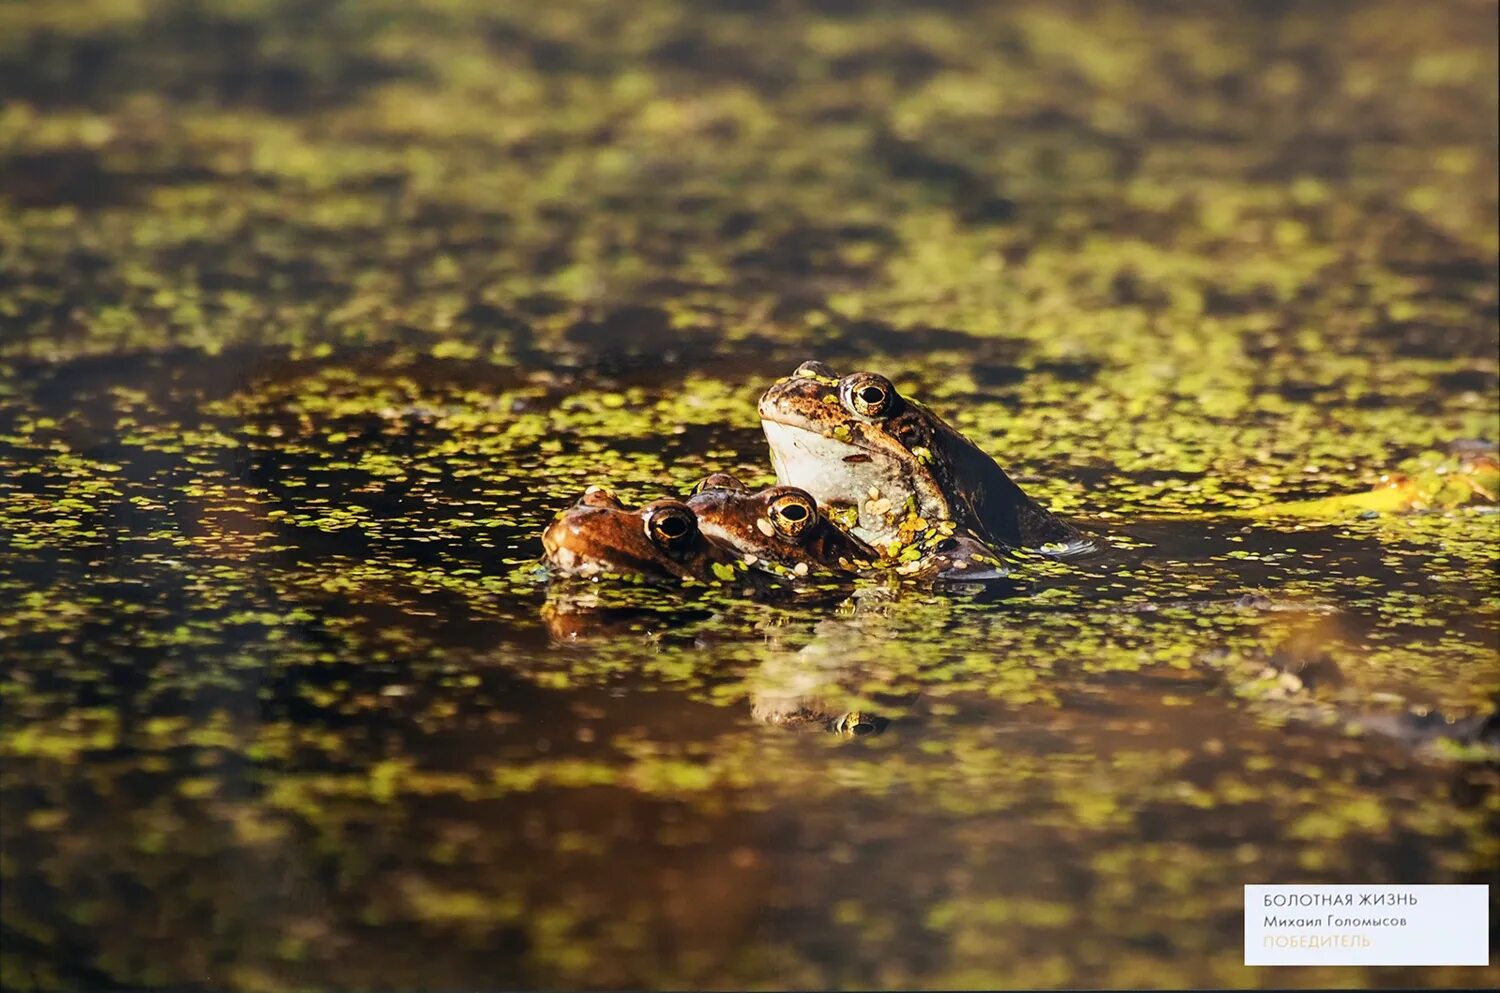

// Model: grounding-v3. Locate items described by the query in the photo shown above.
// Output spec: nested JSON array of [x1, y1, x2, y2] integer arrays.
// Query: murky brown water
[[2, 347, 1496, 990], [3, 0, 1498, 989]]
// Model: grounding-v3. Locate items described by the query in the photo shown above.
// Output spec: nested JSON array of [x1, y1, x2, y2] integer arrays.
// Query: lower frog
[[689, 472, 1009, 583], [757, 360, 1085, 556], [542, 486, 761, 587], [688, 473, 879, 580]]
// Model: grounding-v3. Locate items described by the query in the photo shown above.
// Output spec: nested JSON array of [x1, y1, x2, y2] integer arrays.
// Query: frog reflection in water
[[688, 472, 1009, 583], [758, 360, 1085, 554], [541, 486, 758, 586], [749, 605, 926, 738], [540, 585, 917, 739]]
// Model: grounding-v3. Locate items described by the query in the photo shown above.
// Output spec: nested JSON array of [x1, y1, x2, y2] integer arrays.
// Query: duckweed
[[2, 1, 1497, 991]]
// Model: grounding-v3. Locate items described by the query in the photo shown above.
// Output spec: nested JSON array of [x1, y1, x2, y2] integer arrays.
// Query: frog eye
[[643, 503, 699, 550], [832, 711, 885, 736], [841, 373, 896, 419], [934, 537, 959, 553], [767, 492, 817, 539]]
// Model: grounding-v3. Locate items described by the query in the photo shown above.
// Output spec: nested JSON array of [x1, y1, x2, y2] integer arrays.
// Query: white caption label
[[1245, 885, 1489, 966]]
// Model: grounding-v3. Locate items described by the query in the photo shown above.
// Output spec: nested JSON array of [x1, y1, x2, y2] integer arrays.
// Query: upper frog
[[542, 486, 758, 586], [757, 360, 1081, 552], [689, 472, 1010, 583]]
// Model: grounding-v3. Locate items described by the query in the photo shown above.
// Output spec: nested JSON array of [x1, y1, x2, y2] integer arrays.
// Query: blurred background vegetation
[[2, 0, 1495, 367]]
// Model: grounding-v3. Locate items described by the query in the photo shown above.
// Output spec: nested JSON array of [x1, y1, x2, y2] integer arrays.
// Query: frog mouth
[[761, 419, 884, 492], [759, 415, 891, 458]]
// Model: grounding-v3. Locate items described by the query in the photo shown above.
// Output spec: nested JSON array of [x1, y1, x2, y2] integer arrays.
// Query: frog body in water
[[689, 472, 1009, 583], [758, 360, 1082, 553], [542, 486, 759, 586]]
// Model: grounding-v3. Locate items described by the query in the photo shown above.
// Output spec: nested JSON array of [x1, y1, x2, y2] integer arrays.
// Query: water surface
[[2, 1, 1498, 989]]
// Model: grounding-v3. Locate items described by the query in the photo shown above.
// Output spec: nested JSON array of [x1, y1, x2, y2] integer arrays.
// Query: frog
[[541, 485, 760, 587], [757, 360, 1084, 555], [687, 472, 879, 579], [688, 472, 1010, 583]]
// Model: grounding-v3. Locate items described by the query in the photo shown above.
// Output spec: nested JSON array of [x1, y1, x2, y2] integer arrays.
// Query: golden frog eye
[[841, 373, 896, 419], [768, 492, 817, 539], [643, 503, 698, 550], [833, 711, 883, 736]]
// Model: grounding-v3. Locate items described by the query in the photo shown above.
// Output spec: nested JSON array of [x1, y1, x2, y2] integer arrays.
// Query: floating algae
[[1, 1, 1497, 990]]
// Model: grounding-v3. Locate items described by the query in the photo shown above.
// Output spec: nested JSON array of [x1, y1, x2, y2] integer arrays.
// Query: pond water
[[2, 1, 1498, 990], [3, 344, 1496, 989]]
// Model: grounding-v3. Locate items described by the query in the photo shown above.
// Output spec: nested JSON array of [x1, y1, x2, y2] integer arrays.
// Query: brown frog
[[689, 472, 1010, 583], [541, 486, 758, 586], [687, 473, 879, 579], [758, 360, 1083, 553]]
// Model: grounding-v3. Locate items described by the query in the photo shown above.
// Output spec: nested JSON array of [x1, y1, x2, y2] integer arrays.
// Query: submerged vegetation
[[1, 1, 1497, 990]]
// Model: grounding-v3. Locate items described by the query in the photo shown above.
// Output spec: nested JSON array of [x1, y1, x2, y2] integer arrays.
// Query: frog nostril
[[795, 360, 837, 379]]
